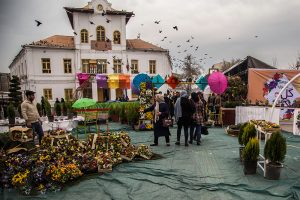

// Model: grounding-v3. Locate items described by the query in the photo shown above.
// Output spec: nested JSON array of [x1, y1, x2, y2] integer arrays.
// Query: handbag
[[163, 118, 173, 127]]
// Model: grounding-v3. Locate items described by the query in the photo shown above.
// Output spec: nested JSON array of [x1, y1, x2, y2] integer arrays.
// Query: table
[[235, 106, 280, 125]]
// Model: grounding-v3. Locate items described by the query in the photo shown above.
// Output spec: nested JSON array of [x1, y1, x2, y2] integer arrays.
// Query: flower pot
[[110, 114, 119, 122], [239, 146, 244, 163], [48, 115, 54, 122], [243, 160, 257, 175], [265, 163, 282, 180], [8, 117, 15, 125]]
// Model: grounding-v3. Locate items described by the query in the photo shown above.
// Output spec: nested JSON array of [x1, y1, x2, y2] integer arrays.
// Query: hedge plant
[[264, 132, 287, 165], [243, 138, 259, 161]]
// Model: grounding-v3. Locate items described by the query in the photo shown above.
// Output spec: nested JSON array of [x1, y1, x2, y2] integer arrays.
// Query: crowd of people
[[145, 90, 222, 147]]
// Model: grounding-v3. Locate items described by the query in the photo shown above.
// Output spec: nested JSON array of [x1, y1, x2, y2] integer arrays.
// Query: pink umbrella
[[208, 72, 228, 94]]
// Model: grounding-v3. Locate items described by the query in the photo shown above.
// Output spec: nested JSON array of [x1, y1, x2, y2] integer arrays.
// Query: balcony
[[91, 40, 112, 51]]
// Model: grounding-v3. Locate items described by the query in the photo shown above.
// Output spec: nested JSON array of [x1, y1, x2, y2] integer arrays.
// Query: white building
[[8, 0, 172, 104]]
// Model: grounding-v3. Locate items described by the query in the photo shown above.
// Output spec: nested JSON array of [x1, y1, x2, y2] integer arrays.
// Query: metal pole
[[270, 73, 300, 121]]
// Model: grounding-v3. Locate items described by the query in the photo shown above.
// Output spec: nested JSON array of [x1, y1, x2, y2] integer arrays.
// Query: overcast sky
[[1, 0, 300, 73]]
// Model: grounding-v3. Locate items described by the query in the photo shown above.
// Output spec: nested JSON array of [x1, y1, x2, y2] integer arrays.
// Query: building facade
[[8, 0, 172, 104]]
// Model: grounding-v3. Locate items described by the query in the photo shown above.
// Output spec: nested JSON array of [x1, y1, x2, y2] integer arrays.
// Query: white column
[[92, 80, 98, 101], [110, 89, 116, 101]]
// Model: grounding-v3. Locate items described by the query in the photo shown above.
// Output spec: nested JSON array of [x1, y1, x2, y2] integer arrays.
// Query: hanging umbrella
[[152, 74, 165, 89], [133, 73, 151, 89], [72, 98, 97, 108], [208, 72, 228, 94], [195, 76, 208, 91]]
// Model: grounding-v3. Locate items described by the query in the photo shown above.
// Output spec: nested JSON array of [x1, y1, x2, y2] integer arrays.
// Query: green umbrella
[[72, 98, 97, 109]]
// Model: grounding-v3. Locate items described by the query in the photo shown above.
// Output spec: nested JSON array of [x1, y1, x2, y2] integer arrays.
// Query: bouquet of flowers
[[121, 144, 136, 161], [46, 163, 83, 183], [145, 112, 153, 120], [96, 152, 113, 173], [136, 145, 153, 160]]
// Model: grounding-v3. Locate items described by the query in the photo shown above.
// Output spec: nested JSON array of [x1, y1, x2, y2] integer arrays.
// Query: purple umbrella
[[208, 72, 228, 94]]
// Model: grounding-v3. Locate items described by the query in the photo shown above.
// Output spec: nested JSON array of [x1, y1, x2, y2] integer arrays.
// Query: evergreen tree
[[8, 76, 22, 107]]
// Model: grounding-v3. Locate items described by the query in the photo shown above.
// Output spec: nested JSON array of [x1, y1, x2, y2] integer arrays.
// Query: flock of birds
[[33, 16, 260, 70]]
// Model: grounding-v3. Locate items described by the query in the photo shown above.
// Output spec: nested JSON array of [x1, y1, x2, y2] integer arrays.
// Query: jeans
[[177, 122, 189, 144], [31, 122, 44, 145], [190, 124, 201, 143], [154, 135, 170, 145]]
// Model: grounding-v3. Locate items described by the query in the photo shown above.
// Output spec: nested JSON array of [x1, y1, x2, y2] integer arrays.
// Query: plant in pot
[[243, 138, 259, 175], [62, 102, 68, 116], [54, 102, 62, 116], [238, 122, 249, 162], [65, 101, 74, 119], [36, 103, 42, 116], [7, 104, 16, 125], [120, 103, 127, 124], [45, 99, 54, 122], [109, 103, 119, 122], [264, 131, 287, 180]]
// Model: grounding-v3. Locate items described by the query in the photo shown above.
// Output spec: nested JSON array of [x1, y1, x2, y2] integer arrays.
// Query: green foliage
[[8, 76, 22, 107], [243, 138, 259, 161], [238, 122, 249, 145], [55, 103, 62, 116], [36, 103, 42, 116], [7, 104, 15, 118], [119, 103, 126, 122], [61, 102, 68, 115], [126, 101, 140, 125], [44, 99, 52, 116], [223, 76, 247, 102], [264, 132, 287, 164], [223, 101, 244, 108], [242, 123, 256, 146], [65, 101, 73, 113]]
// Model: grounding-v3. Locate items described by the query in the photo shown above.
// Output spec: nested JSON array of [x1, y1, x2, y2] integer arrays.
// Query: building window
[[113, 31, 121, 44], [43, 89, 52, 100], [81, 29, 88, 43], [64, 59, 72, 74], [97, 59, 107, 74], [131, 60, 139, 74], [96, 26, 105, 42], [64, 88, 73, 101], [42, 58, 51, 73], [149, 60, 156, 74], [82, 59, 89, 73], [113, 59, 122, 73]]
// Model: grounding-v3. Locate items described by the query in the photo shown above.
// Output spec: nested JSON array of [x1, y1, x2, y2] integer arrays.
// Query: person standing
[[21, 91, 44, 145], [175, 91, 195, 146], [144, 94, 171, 146], [190, 92, 204, 145], [55, 98, 60, 104]]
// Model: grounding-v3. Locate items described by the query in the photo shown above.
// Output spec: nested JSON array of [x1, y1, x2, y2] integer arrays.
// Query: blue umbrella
[[196, 76, 208, 91], [133, 73, 151, 89], [152, 74, 165, 89]]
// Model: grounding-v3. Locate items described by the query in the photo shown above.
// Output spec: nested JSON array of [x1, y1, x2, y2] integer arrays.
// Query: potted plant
[[54, 102, 62, 116], [7, 104, 16, 125], [238, 122, 249, 162], [45, 99, 54, 122], [109, 103, 119, 122], [36, 103, 42, 116], [65, 101, 74, 119], [62, 102, 68, 116], [264, 132, 287, 180], [120, 103, 127, 124], [243, 138, 259, 174]]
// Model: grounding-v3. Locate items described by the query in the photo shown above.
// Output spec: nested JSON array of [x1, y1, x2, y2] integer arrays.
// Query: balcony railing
[[91, 40, 112, 51]]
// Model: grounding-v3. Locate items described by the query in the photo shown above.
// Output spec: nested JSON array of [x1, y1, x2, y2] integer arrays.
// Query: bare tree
[[177, 54, 203, 93], [221, 58, 241, 71], [290, 52, 300, 70]]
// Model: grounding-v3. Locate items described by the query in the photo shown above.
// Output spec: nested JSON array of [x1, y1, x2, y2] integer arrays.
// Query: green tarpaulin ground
[[1, 124, 300, 200]]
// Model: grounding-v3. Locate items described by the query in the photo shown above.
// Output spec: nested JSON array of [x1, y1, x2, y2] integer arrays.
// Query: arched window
[[81, 29, 88, 43], [113, 31, 121, 44], [96, 26, 105, 42]]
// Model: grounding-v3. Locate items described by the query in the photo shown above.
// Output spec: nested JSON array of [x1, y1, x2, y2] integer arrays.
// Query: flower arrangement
[[145, 112, 153, 120], [263, 73, 282, 96], [136, 145, 153, 160], [139, 81, 153, 130], [1, 131, 154, 195], [145, 124, 153, 130]]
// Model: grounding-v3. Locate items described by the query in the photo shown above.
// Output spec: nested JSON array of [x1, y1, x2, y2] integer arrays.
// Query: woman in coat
[[144, 94, 171, 146], [174, 91, 195, 146], [190, 92, 204, 145]]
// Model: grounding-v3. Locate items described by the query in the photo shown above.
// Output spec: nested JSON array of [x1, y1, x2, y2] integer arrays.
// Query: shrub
[[238, 122, 248, 145], [36, 103, 42, 116], [243, 138, 259, 161], [45, 99, 52, 116], [264, 132, 287, 165], [62, 102, 67, 115], [54, 103, 62, 116], [7, 104, 15, 119], [242, 123, 256, 146]]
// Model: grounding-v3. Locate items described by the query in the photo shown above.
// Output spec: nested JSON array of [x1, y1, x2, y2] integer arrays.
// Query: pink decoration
[[77, 73, 90, 85], [208, 72, 228, 94]]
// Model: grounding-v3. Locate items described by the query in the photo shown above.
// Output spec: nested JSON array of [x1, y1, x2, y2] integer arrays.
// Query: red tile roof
[[126, 39, 167, 52], [27, 35, 75, 49]]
